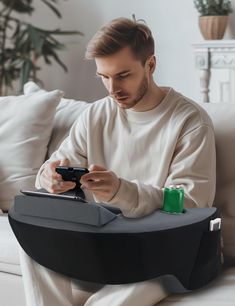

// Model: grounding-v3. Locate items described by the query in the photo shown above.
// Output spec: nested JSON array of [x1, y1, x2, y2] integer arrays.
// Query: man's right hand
[[39, 159, 76, 193]]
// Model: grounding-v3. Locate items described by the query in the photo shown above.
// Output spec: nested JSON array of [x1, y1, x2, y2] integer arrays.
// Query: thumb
[[89, 164, 107, 172], [50, 160, 61, 171], [59, 158, 70, 167]]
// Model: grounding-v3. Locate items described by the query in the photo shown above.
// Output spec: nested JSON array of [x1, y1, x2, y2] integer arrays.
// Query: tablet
[[20, 188, 88, 203], [20, 188, 122, 215]]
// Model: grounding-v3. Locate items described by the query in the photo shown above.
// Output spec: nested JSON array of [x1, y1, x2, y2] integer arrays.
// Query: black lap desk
[[8, 195, 221, 290]]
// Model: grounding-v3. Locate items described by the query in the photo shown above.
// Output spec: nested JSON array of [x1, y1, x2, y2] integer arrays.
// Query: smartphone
[[55, 166, 89, 188]]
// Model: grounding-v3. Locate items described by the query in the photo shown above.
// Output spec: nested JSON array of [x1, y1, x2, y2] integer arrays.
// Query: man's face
[[95, 47, 152, 111]]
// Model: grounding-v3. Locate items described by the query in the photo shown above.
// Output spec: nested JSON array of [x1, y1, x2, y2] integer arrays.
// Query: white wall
[[26, 0, 235, 102]]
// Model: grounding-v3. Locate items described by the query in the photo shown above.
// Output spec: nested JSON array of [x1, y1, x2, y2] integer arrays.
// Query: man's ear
[[148, 55, 156, 73]]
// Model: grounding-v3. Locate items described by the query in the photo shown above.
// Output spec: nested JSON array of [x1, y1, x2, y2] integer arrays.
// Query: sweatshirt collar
[[123, 87, 174, 123]]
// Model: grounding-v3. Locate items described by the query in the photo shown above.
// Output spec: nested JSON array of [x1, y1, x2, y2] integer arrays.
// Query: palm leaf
[[27, 25, 44, 54], [0, 0, 82, 93], [20, 59, 32, 88], [40, 0, 62, 18], [1, 0, 34, 14], [42, 43, 67, 71]]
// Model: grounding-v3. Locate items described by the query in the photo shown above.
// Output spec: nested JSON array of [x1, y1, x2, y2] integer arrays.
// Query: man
[[20, 17, 216, 306]]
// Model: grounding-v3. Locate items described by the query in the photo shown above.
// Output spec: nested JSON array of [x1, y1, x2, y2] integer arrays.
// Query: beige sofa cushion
[[158, 267, 235, 305], [0, 215, 21, 275], [199, 103, 235, 260], [0, 82, 63, 210]]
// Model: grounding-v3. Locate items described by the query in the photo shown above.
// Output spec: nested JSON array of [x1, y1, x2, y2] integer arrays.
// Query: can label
[[162, 185, 184, 214]]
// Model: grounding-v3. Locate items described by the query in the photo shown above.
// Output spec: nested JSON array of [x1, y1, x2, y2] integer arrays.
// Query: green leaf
[[42, 44, 67, 71], [0, 0, 81, 93], [34, 27, 83, 36], [28, 25, 44, 54], [11, 21, 21, 39], [44, 55, 52, 65], [194, 0, 233, 16], [1, 0, 34, 14], [20, 59, 32, 89], [40, 0, 62, 18]]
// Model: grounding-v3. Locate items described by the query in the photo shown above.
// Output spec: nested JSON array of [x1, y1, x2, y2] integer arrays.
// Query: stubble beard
[[116, 75, 149, 109], [131, 75, 148, 108]]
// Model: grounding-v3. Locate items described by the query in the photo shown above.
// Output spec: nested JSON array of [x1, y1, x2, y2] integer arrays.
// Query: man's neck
[[131, 83, 167, 112]]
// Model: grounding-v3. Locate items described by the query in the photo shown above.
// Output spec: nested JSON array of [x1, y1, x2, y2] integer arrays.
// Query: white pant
[[19, 248, 169, 306]]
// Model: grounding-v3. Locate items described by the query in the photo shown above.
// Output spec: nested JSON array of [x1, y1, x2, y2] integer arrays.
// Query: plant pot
[[199, 16, 229, 40]]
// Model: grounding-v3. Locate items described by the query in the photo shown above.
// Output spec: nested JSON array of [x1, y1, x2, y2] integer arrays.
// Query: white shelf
[[192, 40, 235, 103]]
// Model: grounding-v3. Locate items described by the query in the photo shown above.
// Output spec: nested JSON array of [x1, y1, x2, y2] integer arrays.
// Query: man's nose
[[109, 79, 121, 95]]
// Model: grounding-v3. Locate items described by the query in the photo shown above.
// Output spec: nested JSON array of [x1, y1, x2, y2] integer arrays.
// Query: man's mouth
[[114, 96, 128, 101]]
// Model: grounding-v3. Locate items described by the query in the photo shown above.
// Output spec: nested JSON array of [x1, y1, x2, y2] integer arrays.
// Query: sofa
[[0, 82, 235, 306]]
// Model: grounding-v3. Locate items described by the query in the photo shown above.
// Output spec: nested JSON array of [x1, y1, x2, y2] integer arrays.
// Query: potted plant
[[0, 0, 82, 95], [194, 0, 233, 40]]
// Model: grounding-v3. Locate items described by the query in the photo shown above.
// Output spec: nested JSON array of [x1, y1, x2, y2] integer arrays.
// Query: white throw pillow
[[24, 81, 90, 157], [47, 97, 89, 157], [0, 82, 63, 210]]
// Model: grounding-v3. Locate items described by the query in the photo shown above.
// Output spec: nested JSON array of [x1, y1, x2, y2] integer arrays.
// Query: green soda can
[[162, 185, 184, 213]]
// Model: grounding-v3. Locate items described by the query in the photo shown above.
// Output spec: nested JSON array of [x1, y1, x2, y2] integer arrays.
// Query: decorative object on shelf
[[192, 40, 235, 103], [0, 0, 83, 95], [194, 0, 233, 40]]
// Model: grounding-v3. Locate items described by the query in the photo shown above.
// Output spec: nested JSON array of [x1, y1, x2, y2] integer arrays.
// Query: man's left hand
[[80, 164, 121, 203]]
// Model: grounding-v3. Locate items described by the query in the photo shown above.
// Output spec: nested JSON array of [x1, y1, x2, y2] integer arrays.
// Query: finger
[[81, 180, 106, 190], [56, 181, 76, 193], [46, 159, 69, 179], [43, 168, 61, 180], [49, 181, 76, 194], [81, 171, 108, 183], [39, 176, 60, 192], [43, 164, 61, 180], [89, 164, 107, 172], [50, 160, 61, 171], [45, 160, 61, 178], [62, 181, 76, 189]]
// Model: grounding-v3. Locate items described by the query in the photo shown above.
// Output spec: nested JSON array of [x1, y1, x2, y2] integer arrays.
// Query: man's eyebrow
[[96, 72, 104, 76], [96, 70, 131, 77]]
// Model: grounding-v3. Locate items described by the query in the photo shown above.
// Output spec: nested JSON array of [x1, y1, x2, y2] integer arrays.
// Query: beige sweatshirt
[[37, 88, 216, 218]]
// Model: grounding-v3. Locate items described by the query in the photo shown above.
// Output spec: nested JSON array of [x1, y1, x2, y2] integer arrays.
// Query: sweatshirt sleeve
[[108, 124, 216, 218]]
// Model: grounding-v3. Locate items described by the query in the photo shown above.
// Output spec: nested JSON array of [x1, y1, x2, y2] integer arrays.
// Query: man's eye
[[95, 75, 108, 80], [100, 75, 109, 80], [118, 74, 129, 80]]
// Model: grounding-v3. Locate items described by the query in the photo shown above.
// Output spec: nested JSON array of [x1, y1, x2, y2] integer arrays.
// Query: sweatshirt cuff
[[107, 178, 138, 216], [35, 163, 47, 189]]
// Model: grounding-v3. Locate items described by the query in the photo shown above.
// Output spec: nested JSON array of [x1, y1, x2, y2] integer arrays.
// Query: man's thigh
[[83, 279, 169, 306]]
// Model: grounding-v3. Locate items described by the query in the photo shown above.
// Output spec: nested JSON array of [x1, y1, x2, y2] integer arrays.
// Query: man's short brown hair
[[85, 17, 155, 65]]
